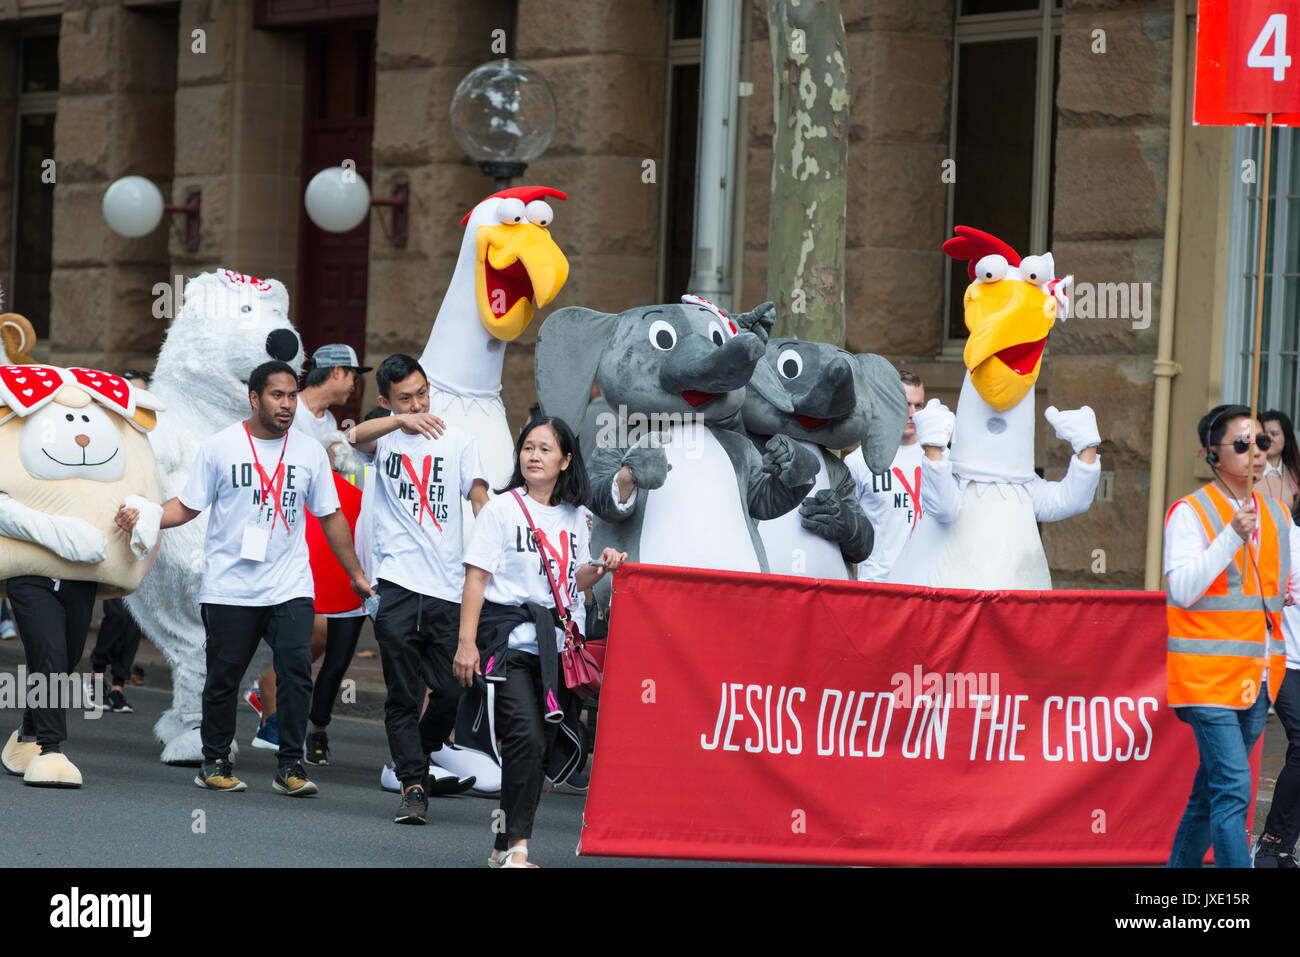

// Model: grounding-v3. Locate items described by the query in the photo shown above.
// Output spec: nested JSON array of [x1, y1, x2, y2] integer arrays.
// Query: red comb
[[460, 186, 568, 226], [943, 226, 1021, 282]]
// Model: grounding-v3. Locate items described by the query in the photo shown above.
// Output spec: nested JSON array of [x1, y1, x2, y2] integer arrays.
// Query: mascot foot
[[430, 744, 501, 797], [161, 725, 236, 767], [1, 730, 39, 776], [22, 752, 83, 789], [379, 761, 476, 796]]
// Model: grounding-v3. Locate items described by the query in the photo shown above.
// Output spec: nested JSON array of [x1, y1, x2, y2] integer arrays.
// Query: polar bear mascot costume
[[124, 269, 305, 765]]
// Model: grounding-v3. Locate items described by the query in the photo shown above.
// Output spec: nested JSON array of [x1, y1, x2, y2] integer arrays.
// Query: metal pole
[[1247, 112, 1273, 500]]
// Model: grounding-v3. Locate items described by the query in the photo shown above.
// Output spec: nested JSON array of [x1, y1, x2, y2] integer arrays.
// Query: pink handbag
[[510, 490, 603, 698]]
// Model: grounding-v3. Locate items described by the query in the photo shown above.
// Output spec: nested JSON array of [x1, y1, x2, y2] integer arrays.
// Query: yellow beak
[[962, 279, 1056, 412], [474, 223, 570, 341]]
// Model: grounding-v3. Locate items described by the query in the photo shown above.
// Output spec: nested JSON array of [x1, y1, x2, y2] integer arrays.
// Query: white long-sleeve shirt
[[1163, 491, 1300, 669]]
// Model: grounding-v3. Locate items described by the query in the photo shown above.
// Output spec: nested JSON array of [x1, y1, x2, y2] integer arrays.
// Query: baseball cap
[[311, 343, 372, 374]]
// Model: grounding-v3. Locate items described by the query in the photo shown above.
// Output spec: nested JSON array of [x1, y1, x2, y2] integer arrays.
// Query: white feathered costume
[[889, 228, 1101, 590], [124, 269, 305, 764], [417, 186, 569, 542]]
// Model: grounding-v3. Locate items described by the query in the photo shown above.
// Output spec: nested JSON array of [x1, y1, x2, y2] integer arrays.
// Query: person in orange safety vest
[[1165, 404, 1296, 868]]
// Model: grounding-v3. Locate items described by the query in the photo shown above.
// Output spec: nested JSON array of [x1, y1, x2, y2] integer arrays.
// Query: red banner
[[305, 474, 363, 614], [580, 565, 1262, 866]]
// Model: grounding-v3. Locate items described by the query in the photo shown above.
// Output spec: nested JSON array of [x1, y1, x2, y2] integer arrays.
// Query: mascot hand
[[763, 435, 819, 488], [733, 301, 776, 343], [799, 489, 850, 542], [620, 444, 671, 490], [1044, 405, 1100, 454], [912, 398, 955, 448]]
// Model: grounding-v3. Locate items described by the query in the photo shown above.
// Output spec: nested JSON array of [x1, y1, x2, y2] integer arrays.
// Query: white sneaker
[[379, 761, 475, 795]]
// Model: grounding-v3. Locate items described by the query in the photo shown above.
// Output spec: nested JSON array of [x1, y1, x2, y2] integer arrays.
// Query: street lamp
[[303, 166, 410, 248], [103, 176, 201, 252], [450, 59, 557, 189]]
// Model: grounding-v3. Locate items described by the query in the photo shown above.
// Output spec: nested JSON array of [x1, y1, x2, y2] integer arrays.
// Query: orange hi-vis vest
[[1165, 483, 1290, 709]]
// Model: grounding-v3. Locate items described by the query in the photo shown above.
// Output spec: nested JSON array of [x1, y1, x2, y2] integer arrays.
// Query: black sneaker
[[1253, 836, 1297, 868], [273, 762, 318, 797], [395, 785, 428, 825], [304, 730, 330, 766], [105, 689, 133, 714]]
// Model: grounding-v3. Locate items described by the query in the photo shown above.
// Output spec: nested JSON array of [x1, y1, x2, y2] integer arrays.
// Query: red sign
[[1196, 0, 1300, 125], [580, 565, 1262, 866]]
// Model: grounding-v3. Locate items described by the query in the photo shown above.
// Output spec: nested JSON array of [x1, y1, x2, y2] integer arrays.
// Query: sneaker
[[105, 689, 133, 714], [394, 784, 428, 825], [547, 768, 589, 795], [0, 619, 15, 640], [1254, 836, 1299, 868], [304, 730, 330, 766], [82, 674, 100, 708], [195, 760, 247, 792], [244, 683, 262, 721], [273, 762, 318, 797], [251, 713, 279, 750]]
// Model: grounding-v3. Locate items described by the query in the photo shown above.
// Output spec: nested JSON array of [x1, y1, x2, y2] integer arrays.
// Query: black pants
[[1262, 668, 1300, 848], [373, 579, 463, 786], [494, 650, 560, 850], [200, 598, 314, 767], [7, 576, 98, 747], [91, 598, 142, 687], [308, 615, 366, 728]]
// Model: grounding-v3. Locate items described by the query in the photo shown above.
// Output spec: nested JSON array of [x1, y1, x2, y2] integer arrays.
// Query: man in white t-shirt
[[845, 371, 930, 582], [348, 353, 489, 825], [116, 361, 372, 797]]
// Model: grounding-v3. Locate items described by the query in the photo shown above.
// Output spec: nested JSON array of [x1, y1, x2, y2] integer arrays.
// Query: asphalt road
[[0, 673, 702, 868]]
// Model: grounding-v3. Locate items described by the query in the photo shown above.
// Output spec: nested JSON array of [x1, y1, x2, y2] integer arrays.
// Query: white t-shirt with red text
[[370, 424, 487, 602], [463, 491, 590, 655], [846, 442, 929, 582], [179, 421, 339, 606]]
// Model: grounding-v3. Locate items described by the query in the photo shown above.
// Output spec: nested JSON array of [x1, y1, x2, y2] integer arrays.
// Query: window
[[944, 2, 1060, 344], [11, 26, 58, 340], [658, 0, 702, 301], [1223, 127, 1300, 421]]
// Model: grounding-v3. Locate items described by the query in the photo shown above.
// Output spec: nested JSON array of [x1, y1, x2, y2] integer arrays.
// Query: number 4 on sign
[[1248, 14, 1292, 82]]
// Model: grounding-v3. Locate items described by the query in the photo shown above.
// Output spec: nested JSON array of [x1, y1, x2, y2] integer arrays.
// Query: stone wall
[[367, 0, 670, 432], [170, 0, 304, 308], [1042, 0, 1172, 588], [0, 32, 20, 324], [48, 0, 177, 372]]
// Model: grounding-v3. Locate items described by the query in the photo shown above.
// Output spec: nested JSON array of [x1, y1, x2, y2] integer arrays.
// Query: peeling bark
[[765, 0, 849, 345]]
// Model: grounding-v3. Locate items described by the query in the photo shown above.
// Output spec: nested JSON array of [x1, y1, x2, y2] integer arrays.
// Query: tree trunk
[[764, 0, 850, 345]]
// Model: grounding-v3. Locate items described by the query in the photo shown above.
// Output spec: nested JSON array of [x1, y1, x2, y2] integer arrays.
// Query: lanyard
[[400, 453, 443, 532], [244, 422, 290, 535]]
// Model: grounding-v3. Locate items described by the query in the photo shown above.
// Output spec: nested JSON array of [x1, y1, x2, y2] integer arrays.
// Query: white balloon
[[304, 166, 372, 233], [102, 176, 165, 239]]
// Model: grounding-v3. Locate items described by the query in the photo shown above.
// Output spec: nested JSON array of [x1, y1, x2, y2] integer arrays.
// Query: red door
[[297, 24, 376, 425]]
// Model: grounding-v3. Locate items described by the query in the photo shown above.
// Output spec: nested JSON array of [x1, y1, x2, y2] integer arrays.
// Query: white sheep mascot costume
[[124, 269, 305, 765]]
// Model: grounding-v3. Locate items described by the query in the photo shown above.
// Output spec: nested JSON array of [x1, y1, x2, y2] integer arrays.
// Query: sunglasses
[[1219, 435, 1272, 454]]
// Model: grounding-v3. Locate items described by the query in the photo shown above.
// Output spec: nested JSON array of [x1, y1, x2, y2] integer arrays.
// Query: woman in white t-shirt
[[456, 417, 625, 868]]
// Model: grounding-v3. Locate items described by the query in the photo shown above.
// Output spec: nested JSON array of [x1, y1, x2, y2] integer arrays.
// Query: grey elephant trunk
[[660, 332, 764, 396], [796, 357, 855, 420]]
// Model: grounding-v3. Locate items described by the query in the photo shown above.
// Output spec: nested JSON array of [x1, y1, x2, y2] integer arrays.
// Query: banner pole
[[1248, 112, 1273, 501]]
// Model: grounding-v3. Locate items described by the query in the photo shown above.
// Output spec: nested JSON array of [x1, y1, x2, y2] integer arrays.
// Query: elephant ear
[[535, 307, 619, 429], [854, 353, 909, 473]]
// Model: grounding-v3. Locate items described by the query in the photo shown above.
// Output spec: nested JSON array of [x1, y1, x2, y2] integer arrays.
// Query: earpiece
[[1206, 448, 1219, 466]]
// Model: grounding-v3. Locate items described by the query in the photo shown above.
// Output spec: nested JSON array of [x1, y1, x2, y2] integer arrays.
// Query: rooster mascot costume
[[889, 227, 1101, 590]]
